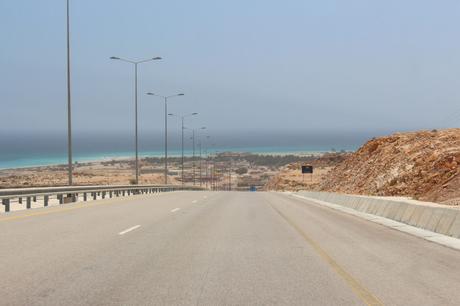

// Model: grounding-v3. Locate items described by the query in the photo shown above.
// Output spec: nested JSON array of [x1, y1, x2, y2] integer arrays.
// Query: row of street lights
[[110, 58, 207, 185], [65, 1, 209, 186], [168, 113, 197, 187]]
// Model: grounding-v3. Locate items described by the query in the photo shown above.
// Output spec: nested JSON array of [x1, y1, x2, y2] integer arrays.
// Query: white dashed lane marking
[[119, 225, 141, 235]]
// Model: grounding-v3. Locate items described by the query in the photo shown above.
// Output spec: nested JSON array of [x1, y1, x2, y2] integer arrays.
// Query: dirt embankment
[[320, 128, 460, 204]]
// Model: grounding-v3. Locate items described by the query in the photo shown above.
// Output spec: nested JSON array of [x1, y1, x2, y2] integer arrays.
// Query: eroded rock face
[[320, 129, 460, 204]]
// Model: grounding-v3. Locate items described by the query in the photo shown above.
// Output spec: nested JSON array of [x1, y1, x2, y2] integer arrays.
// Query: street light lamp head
[[152, 57, 162, 60], [192, 112, 198, 115], [110, 56, 120, 60], [146, 92, 155, 96], [168, 113, 174, 116], [201, 127, 207, 130], [178, 93, 185, 96]]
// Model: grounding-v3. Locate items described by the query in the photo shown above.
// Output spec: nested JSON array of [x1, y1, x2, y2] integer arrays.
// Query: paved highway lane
[[1, 191, 459, 305]]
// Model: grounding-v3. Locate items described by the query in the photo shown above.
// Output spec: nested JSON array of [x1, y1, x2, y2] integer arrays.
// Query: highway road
[[1, 191, 459, 305]]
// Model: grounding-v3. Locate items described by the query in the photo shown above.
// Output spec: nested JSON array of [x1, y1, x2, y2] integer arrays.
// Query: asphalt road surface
[[1, 191, 459, 305]]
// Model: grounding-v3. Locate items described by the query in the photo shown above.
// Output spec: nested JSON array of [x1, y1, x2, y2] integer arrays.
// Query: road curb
[[287, 193, 460, 251]]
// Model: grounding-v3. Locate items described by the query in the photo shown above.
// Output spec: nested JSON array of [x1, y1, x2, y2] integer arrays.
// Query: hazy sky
[[1, 0, 460, 138]]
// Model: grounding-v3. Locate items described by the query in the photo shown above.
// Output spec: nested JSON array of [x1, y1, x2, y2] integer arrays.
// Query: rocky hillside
[[320, 129, 460, 204]]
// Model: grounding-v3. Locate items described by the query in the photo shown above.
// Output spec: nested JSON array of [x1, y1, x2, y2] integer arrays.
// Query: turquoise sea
[[0, 145, 358, 170], [0, 132, 368, 170]]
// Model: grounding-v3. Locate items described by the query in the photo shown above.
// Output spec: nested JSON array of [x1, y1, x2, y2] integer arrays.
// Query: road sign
[[301, 165, 313, 174]]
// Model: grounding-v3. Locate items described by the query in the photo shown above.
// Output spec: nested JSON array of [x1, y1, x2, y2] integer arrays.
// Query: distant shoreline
[[0, 149, 342, 171]]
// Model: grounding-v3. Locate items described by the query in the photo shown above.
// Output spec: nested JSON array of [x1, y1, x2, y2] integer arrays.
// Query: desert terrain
[[266, 128, 460, 205]]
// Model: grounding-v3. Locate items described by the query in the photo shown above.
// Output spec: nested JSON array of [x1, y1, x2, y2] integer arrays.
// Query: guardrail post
[[26, 196, 32, 209], [92, 192, 97, 200], [83, 193, 87, 201], [2, 199, 10, 212], [102, 191, 106, 199], [18, 197, 22, 204], [109, 191, 113, 198], [44, 195, 49, 207], [33, 196, 37, 202], [58, 194, 64, 204], [72, 194, 77, 202]]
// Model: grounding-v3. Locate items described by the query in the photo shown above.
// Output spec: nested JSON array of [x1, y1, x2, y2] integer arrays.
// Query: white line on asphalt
[[171, 208, 181, 213], [192, 200, 198, 203], [118, 225, 141, 235]]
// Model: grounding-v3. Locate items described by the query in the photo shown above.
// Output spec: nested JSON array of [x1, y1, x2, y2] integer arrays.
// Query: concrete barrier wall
[[297, 191, 460, 239]]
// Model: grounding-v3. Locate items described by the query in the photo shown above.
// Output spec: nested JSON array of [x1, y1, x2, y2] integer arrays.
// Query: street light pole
[[134, 62, 138, 183], [66, 0, 72, 186], [192, 130, 195, 185], [204, 136, 210, 189], [196, 127, 207, 186], [168, 112, 198, 187], [110, 56, 162, 184], [164, 97, 167, 184], [181, 116, 184, 185], [199, 141, 202, 186], [146, 92, 184, 185]]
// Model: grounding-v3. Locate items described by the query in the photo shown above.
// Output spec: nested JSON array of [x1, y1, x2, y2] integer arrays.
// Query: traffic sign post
[[301, 165, 313, 182]]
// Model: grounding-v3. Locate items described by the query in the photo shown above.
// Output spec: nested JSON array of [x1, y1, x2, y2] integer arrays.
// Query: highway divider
[[296, 191, 460, 239], [1, 184, 202, 213]]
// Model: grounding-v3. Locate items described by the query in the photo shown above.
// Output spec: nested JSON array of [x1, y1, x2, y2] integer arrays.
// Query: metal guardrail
[[0, 184, 202, 213]]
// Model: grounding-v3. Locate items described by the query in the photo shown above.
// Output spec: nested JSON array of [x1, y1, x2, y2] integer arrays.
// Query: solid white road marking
[[171, 208, 181, 213], [118, 225, 141, 235], [192, 200, 198, 203]]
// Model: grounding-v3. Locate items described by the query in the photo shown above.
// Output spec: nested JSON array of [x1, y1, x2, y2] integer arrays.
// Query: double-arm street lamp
[[168, 112, 198, 186], [146, 92, 184, 184], [110, 56, 162, 184]]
